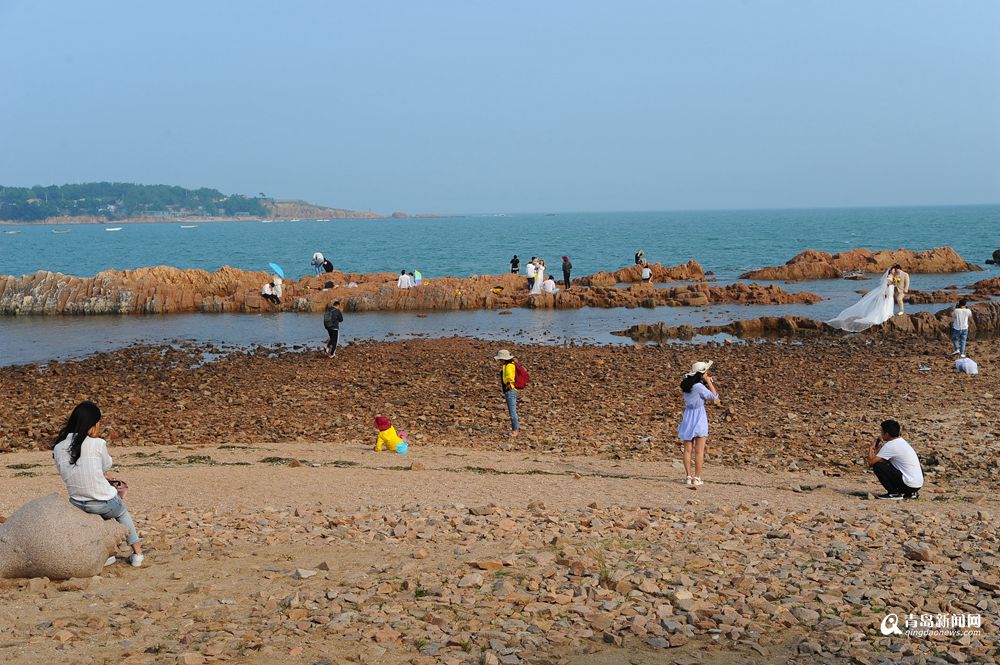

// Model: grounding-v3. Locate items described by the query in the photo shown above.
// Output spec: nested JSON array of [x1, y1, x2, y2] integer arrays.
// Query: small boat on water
[[105, 227, 123, 232], [180, 224, 198, 228], [3, 230, 21, 234], [260, 219, 274, 223], [51, 229, 71, 234]]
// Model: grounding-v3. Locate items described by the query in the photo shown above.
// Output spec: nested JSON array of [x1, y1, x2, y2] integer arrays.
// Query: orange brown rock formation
[[739, 247, 981, 281]]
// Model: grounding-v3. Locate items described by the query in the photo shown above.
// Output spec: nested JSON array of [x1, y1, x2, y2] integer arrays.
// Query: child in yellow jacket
[[373, 416, 404, 452]]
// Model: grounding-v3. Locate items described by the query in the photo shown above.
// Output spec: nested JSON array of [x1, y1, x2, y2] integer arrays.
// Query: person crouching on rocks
[[52, 401, 143, 567], [261, 281, 280, 305], [373, 416, 404, 452], [678, 361, 719, 487], [865, 419, 923, 500]]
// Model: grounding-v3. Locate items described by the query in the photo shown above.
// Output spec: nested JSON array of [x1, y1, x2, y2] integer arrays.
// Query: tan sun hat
[[494, 349, 514, 361], [685, 360, 713, 376]]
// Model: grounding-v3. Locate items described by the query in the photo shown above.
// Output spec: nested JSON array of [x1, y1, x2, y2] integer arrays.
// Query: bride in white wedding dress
[[827, 270, 896, 332]]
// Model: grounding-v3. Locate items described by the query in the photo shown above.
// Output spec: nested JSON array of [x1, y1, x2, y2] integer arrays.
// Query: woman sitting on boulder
[[52, 401, 144, 567]]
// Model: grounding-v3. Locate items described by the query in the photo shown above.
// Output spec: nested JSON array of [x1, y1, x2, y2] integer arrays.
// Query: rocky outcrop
[[574, 261, 706, 286], [616, 301, 1000, 342], [0, 494, 127, 579], [987, 249, 1000, 265], [740, 247, 981, 281], [1, 264, 819, 315], [905, 289, 988, 305], [971, 277, 1000, 296]]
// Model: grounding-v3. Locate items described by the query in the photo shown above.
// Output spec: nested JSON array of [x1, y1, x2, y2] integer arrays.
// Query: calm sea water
[[2, 205, 997, 280], [2, 205, 997, 365]]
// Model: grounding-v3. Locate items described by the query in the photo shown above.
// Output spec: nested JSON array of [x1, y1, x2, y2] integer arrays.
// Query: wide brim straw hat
[[685, 360, 713, 377], [494, 349, 514, 361]]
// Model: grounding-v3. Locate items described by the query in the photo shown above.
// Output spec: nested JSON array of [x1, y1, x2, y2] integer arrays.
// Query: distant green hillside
[[0, 182, 268, 221]]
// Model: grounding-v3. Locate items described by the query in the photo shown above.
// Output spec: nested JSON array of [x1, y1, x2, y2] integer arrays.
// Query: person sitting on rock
[[52, 401, 144, 566], [397, 270, 414, 289], [261, 281, 280, 305], [373, 416, 403, 452], [864, 419, 923, 500], [641, 261, 653, 283], [542, 276, 560, 294]]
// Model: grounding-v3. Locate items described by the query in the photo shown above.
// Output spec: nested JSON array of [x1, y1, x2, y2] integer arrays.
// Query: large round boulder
[[0, 494, 127, 579]]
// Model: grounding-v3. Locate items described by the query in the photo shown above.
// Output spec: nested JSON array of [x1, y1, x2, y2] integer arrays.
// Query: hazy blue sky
[[1, 1, 998, 213]]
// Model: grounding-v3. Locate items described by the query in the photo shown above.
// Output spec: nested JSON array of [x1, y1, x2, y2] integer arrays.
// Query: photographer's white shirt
[[952, 307, 971, 331], [877, 437, 924, 489]]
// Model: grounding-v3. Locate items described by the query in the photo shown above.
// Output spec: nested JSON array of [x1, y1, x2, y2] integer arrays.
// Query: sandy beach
[[1, 336, 997, 664]]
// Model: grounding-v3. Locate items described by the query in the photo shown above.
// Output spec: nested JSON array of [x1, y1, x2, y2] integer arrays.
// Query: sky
[[1, 1, 998, 214]]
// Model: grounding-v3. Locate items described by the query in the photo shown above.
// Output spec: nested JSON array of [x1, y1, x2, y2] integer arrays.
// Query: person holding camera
[[678, 360, 719, 486], [865, 419, 923, 500]]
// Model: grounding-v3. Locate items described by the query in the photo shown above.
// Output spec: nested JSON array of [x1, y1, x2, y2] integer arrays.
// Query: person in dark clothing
[[322, 259, 334, 273], [561, 256, 572, 290], [634, 249, 644, 265], [510, 255, 520, 274], [323, 300, 344, 358]]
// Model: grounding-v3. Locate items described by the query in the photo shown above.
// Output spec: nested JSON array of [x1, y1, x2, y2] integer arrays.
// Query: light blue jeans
[[71, 495, 140, 545], [504, 390, 519, 431], [952, 328, 968, 355]]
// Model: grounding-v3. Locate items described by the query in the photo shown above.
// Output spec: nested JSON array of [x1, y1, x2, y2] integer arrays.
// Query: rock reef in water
[[616, 301, 1000, 342], [0, 262, 820, 315], [739, 247, 981, 281], [573, 260, 705, 286], [0, 494, 127, 579]]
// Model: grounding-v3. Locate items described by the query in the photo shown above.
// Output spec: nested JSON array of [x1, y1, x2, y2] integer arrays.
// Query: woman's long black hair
[[53, 401, 101, 465], [680, 372, 704, 393]]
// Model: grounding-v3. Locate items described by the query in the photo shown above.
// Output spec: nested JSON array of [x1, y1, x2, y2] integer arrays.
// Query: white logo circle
[[880, 613, 903, 636]]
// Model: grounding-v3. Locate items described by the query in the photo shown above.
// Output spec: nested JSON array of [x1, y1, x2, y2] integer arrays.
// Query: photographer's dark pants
[[326, 327, 339, 354], [563, 270, 571, 289], [872, 460, 919, 495]]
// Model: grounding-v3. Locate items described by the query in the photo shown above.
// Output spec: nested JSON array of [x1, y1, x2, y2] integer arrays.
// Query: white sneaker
[[951, 350, 961, 356], [693, 477, 704, 486], [961, 354, 966, 358], [104, 556, 117, 567], [128, 553, 144, 567], [685, 476, 693, 486]]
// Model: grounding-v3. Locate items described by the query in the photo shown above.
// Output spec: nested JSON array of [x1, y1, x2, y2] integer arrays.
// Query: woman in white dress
[[530, 260, 545, 295], [827, 270, 895, 332]]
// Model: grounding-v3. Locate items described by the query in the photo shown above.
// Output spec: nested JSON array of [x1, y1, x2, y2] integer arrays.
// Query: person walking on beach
[[52, 402, 144, 567], [510, 255, 520, 274], [311, 251, 325, 275], [890, 265, 909, 315], [561, 255, 572, 290], [950, 299, 972, 357], [864, 419, 923, 500], [678, 361, 719, 487], [526, 257, 538, 291], [495, 349, 520, 437], [323, 299, 344, 358], [635, 249, 645, 265]]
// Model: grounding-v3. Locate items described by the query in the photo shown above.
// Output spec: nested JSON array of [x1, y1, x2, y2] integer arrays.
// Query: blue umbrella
[[268, 262, 285, 278]]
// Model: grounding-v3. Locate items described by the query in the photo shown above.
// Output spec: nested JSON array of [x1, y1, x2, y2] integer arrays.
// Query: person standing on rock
[[890, 265, 909, 315], [323, 299, 344, 358], [864, 419, 923, 500], [526, 257, 538, 291], [635, 249, 644, 265], [495, 349, 520, 438], [561, 256, 572, 290], [311, 251, 325, 275], [52, 401, 144, 567], [950, 299, 972, 357], [678, 361, 719, 487], [531, 260, 546, 295], [510, 255, 520, 274]]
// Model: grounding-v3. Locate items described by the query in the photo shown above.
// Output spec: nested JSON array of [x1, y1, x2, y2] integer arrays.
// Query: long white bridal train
[[827, 270, 895, 332]]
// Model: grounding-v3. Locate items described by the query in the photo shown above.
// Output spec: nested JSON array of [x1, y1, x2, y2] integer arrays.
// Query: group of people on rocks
[[396, 270, 422, 289], [511, 255, 573, 294], [310, 251, 334, 275]]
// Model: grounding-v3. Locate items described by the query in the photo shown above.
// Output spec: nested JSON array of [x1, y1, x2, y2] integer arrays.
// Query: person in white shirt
[[641, 262, 653, 283], [864, 419, 923, 500], [52, 402, 143, 566], [950, 299, 972, 358], [272, 276, 283, 300], [261, 282, 280, 305], [542, 277, 559, 294], [397, 270, 414, 289], [530, 260, 546, 295], [526, 257, 538, 291], [311, 251, 325, 275]]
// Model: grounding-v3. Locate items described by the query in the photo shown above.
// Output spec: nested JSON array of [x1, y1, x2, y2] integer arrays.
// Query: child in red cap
[[373, 416, 404, 452]]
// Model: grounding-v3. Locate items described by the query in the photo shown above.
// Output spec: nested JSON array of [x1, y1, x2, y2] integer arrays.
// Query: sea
[[2, 205, 998, 365]]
